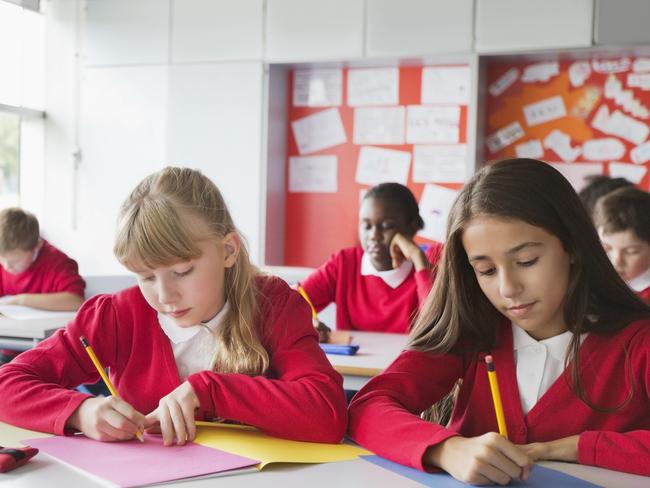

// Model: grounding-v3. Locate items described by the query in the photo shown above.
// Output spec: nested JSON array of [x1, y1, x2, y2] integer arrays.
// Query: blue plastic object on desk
[[320, 343, 360, 355]]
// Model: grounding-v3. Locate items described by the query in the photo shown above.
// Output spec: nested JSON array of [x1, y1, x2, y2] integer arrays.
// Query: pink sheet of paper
[[23, 434, 259, 487]]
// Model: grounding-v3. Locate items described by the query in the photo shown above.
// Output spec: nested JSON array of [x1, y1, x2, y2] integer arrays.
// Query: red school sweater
[[0, 240, 85, 298], [348, 320, 650, 476], [301, 244, 443, 333], [0, 275, 347, 443]]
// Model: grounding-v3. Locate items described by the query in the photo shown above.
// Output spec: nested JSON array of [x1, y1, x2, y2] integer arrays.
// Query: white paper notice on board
[[356, 146, 411, 186], [486, 121, 525, 153], [489, 68, 519, 97], [421, 66, 470, 105], [521, 62, 559, 83], [543, 130, 581, 162], [353, 106, 405, 145], [591, 105, 649, 145], [406, 105, 460, 144], [582, 138, 626, 161], [412, 144, 466, 183], [289, 155, 337, 193], [291, 108, 347, 155], [417, 184, 459, 243], [609, 162, 647, 183], [293, 69, 342, 107], [549, 163, 604, 192], [568, 61, 591, 88], [347, 68, 399, 107], [631, 141, 650, 164], [523, 96, 567, 126], [515, 139, 544, 159]]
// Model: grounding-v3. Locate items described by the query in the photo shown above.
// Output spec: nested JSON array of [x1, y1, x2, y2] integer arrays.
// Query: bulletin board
[[284, 66, 470, 268], [485, 56, 650, 191]]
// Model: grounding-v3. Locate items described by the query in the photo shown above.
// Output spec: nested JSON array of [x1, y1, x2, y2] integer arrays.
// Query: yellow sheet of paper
[[194, 422, 370, 469]]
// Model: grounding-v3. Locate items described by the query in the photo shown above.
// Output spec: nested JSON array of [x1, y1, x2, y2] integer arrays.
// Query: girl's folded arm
[[348, 349, 463, 470]]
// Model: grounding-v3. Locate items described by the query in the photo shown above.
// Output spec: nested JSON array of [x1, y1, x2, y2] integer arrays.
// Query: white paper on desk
[[293, 69, 342, 107], [412, 144, 467, 183], [609, 162, 647, 183], [417, 184, 458, 242], [421, 66, 470, 105], [485, 121, 525, 153], [633, 58, 650, 73], [523, 96, 567, 127], [489, 68, 519, 97], [355, 146, 411, 186], [569, 61, 591, 88], [291, 108, 347, 155], [591, 105, 649, 145], [521, 62, 559, 83], [515, 139, 544, 159], [353, 106, 405, 145], [582, 138, 626, 161], [406, 105, 460, 144], [549, 163, 604, 192], [0, 305, 76, 321], [347, 68, 399, 107], [631, 141, 650, 164], [289, 155, 337, 193]]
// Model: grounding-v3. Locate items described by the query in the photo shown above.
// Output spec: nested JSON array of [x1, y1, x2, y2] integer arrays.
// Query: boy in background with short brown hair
[[0, 207, 85, 363]]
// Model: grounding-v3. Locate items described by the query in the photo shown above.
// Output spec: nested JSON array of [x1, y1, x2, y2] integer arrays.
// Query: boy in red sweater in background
[[0, 207, 85, 363], [593, 187, 650, 303]]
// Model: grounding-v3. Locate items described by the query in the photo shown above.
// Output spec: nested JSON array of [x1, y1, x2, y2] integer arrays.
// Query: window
[[0, 0, 45, 210], [0, 112, 20, 208]]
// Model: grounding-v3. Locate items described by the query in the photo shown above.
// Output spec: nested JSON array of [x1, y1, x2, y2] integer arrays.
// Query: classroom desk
[[1, 423, 649, 488], [325, 331, 408, 390], [0, 315, 71, 352]]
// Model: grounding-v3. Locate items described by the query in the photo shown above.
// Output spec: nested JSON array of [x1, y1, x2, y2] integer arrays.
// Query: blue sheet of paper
[[361, 455, 600, 487]]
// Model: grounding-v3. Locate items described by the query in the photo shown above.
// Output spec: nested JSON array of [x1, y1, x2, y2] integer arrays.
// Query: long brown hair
[[114, 166, 269, 375], [410, 159, 650, 412]]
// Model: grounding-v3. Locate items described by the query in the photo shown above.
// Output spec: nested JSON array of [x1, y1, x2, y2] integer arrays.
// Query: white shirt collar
[[627, 265, 650, 292], [360, 252, 414, 289], [511, 322, 575, 363], [158, 301, 230, 345]]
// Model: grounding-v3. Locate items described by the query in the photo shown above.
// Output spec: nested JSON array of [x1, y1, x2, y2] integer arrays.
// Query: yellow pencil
[[79, 336, 144, 442], [485, 355, 508, 439], [297, 285, 319, 321]]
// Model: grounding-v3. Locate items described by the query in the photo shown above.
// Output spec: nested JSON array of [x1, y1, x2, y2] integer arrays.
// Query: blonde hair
[[0, 207, 40, 253], [114, 166, 268, 375]]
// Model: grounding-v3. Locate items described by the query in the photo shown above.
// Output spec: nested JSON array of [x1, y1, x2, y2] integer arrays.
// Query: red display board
[[285, 66, 468, 267], [486, 57, 650, 191]]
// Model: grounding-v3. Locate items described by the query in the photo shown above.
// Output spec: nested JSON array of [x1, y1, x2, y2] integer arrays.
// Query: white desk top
[[326, 331, 408, 376], [0, 314, 72, 340], [1, 422, 648, 487]]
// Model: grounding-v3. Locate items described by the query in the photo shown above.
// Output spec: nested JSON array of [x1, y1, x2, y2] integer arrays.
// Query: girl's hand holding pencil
[[425, 433, 533, 485], [67, 396, 147, 442], [67, 336, 146, 442]]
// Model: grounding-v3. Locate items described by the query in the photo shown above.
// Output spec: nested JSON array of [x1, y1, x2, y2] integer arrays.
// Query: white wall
[[43, 0, 266, 274], [41, 0, 601, 274]]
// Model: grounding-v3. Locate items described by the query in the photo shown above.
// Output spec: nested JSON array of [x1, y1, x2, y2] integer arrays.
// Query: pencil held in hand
[[296, 285, 318, 320], [485, 355, 508, 439], [79, 336, 145, 442]]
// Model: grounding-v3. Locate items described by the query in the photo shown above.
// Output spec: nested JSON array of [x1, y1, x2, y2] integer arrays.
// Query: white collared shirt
[[360, 252, 414, 289], [627, 265, 650, 293], [512, 323, 586, 415], [158, 302, 230, 381]]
